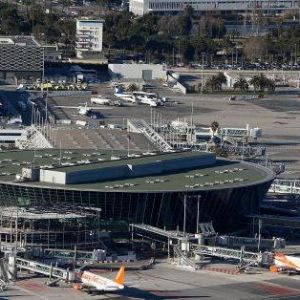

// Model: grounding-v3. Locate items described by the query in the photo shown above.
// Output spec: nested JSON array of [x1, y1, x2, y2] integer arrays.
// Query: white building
[[108, 63, 167, 80], [43, 45, 63, 62], [75, 19, 104, 59], [130, 0, 297, 16]]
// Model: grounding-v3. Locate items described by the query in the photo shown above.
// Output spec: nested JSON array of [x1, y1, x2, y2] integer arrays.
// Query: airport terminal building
[[0, 36, 43, 84], [130, 0, 298, 16], [0, 149, 274, 237]]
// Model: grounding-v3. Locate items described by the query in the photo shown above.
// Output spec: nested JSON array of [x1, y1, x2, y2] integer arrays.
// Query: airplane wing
[[87, 106, 112, 110], [54, 105, 112, 110], [54, 105, 79, 109]]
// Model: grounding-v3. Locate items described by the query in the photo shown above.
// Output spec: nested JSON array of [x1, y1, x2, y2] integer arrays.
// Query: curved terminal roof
[[0, 149, 274, 192]]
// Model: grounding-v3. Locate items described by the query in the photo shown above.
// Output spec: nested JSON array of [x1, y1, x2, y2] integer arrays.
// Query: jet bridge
[[15, 257, 75, 281], [193, 245, 263, 264], [270, 179, 300, 195]]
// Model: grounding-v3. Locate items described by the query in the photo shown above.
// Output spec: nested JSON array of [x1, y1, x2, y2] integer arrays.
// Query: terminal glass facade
[[0, 180, 271, 233]]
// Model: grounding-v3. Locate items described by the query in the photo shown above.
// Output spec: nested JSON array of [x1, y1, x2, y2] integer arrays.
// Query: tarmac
[[2, 261, 300, 299], [1, 84, 300, 177], [97, 84, 300, 179]]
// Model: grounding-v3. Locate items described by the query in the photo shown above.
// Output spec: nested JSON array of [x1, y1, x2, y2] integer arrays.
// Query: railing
[[48, 90, 91, 97], [194, 245, 262, 264], [43, 248, 105, 264], [16, 257, 74, 281], [130, 223, 191, 240], [128, 119, 173, 152], [173, 245, 196, 269]]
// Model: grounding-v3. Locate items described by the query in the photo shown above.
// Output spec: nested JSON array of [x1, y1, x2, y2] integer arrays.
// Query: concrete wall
[[0, 129, 26, 143], [66, 165, 129, 184], [130, 162, 164, 177], [40, 169, 66, 184], [108, 64, 167, 80], [167, 73, 187, 94]]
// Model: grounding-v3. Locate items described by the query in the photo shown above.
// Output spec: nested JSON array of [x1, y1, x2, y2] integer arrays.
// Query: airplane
[[133, 91, 163, 107], [114, 91, 136, 103], [91, 96, 111, 106], [272, 253, 300, 272], [54, 102, 111, 117], [73, 266, 126, 293]]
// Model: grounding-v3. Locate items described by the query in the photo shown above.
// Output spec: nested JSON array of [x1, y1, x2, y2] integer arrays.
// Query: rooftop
[[56, 150, 207, 172], [0, 36, 40, 47], [0, 149, 274, 192], [0, 35, 43, 72], [77, 19, 105, 23]]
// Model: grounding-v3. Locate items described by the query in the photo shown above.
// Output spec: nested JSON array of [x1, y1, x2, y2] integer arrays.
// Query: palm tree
[[250, 73, 276, 93], [127, 84, 138, 92], [205, 72, 226, 92], [216, 72, 226, 88], [60, 0, 71, 13], [233, 78, 249, 91], [250, 74, 264, 92], [266, 79, 276, 93], [205, 75, 219, 92], [211, 120, 219, 135]]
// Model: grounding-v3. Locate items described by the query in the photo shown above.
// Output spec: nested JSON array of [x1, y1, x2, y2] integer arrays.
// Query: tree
[[176, 7, 193, 36], [127, 84, 138, 92], [205, 75, 219, 92], [198, 16, 226, 39], [211, 120, 219, 134], [0, 5, 23, 35], [216, 72, 226, 87], [181, 43, 195, 64], [266, 79, 276, 93], [95, 0, 109, 13], [205, 73, 226, 92], [250, 75, 261, 92], [243, 37, 269, 62], [233, 78, 249, 91], [214, 146, 228, 157], [250, 73, 276, 93], [59, 0, 71, 13]]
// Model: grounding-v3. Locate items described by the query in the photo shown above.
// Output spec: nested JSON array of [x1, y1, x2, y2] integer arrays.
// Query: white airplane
[[114, 92, 136, 103], [55, 102, 111, 116], [133, 91, 162, 107], [272, 253, 300, 272], [91, 96, 111, 105], [74, 266, 125, 293]]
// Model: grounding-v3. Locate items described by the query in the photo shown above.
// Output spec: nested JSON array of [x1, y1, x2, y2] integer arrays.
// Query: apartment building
[[75, 19, 104, 59]]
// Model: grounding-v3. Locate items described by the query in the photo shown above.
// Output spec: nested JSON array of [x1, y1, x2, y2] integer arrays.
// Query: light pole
[[183, 194, 187, 234], [172, 47, 175, 66], [196, 195, 200, 233], [201, 52, 205, 94]]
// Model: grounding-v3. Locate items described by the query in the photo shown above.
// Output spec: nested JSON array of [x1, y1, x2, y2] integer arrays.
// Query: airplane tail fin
[[114, 266, 125, 285]]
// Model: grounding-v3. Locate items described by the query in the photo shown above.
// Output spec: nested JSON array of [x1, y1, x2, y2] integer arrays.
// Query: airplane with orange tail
[[272, 253, 300, 272], [73, 266, 126, 293]]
